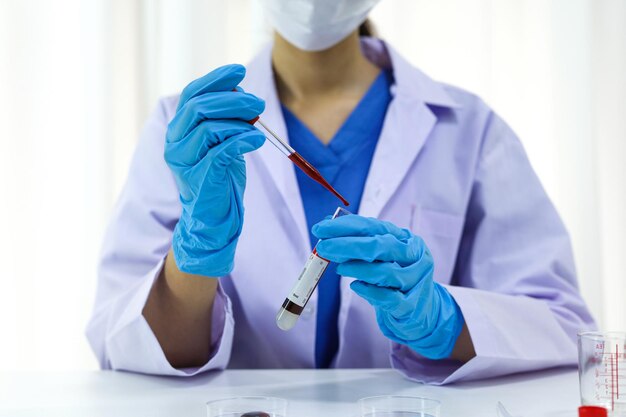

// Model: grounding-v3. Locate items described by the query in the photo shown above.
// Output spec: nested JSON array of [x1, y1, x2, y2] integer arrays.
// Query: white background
[[0, 0, 624, 371]]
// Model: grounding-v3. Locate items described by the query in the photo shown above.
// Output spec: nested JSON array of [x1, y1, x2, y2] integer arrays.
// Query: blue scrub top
[[282, 70, 393, 368]]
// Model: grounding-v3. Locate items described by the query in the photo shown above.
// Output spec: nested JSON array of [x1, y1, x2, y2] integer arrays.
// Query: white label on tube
[[287, 250, 329, 308]]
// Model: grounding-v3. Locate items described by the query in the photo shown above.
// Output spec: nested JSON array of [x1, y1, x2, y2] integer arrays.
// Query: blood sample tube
[[276, 207, 352, 331]]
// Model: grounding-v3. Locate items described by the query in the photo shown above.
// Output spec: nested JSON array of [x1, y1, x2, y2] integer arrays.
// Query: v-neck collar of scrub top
[[240, 37, 462, 256], [281, 70, 392, 184]]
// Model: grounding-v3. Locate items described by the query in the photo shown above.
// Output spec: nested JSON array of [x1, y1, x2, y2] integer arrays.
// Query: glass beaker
[[578, 331, 626, 415], [206, 396, 288, 417], [358, 395, 441, 417]]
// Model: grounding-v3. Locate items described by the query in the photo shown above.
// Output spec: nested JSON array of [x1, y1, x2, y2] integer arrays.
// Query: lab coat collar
[[242, 39, 462, 110], [361, 37, 462, 110]]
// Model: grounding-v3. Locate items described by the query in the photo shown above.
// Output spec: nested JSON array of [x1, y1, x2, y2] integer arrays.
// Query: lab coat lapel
[[358, 41, 461, 219], [358, 97, 435, 218], [241, 46, 310, 254]]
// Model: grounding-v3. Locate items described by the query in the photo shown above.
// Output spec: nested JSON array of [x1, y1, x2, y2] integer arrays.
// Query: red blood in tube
[[288, 152, 350, 206]]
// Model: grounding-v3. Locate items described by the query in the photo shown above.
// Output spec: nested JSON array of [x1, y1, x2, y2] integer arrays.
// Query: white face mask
[[259, 0, 381, 52]]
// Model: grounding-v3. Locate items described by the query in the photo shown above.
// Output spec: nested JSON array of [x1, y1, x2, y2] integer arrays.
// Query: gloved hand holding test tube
[[279, 208, 466, 361]]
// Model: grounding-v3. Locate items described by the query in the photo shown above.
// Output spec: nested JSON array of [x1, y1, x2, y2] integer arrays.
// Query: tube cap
[[578, 406, 608, 417]]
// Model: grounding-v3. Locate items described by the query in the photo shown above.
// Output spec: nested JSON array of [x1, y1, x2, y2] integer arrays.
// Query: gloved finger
[[177, 64, 246, 110], [316, 234, 423, 266], [204, 130, 266, 179], [375, 310, 409, 345], [350, 280, 405, 312], [337, 260, 421, 292], [168, 91, 265, 141], [165, 120, 258, 168], [312, 214, 412, 241]]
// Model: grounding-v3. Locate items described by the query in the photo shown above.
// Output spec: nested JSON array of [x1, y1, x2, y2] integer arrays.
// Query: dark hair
[[358, 19, 376, 37]]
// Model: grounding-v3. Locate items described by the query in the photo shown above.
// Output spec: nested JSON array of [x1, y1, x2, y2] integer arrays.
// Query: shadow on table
[[108, 368, 317, 390], [258, 366, 576, 403]]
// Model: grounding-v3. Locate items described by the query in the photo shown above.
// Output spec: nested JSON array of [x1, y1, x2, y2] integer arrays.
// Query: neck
[[272, 32, 378, 100]]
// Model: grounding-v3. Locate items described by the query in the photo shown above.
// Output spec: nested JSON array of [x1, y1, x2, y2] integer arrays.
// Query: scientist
[[87, 0, 595, 384]]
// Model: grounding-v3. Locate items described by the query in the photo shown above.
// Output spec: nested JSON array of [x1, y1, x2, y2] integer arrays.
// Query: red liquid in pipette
[[241, 107, 349, 206], [288, 152, 350, 206]]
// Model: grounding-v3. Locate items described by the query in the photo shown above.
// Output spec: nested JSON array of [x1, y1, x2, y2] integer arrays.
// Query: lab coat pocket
[[411, 207, 465, 284]]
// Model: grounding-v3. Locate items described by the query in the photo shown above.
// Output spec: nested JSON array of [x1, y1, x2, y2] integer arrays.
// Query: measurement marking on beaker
[[616, 343, 619, 400], [595, 344, 626, 410]]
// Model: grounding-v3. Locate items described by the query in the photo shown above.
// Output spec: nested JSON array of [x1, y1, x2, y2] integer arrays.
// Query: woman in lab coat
[[86, 0, 595, 384]]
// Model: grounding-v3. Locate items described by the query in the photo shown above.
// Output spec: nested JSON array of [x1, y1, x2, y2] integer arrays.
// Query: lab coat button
[[301, 306, 314, 319]]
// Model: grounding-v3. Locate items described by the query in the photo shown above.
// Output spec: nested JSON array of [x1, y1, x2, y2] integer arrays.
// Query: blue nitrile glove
[[164, 64, 265, 276], [313, 214, 464, 359]]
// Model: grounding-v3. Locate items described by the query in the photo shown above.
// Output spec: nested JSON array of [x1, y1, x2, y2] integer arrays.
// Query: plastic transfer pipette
[[247, 116, 350, 207]]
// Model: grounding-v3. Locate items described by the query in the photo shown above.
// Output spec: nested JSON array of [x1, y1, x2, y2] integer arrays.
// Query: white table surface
[[0, 368, 579, 417]]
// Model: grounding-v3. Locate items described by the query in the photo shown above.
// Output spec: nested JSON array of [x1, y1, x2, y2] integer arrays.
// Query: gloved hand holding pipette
[[164, 64, 265, 277], [313, 214, 465, 360]]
